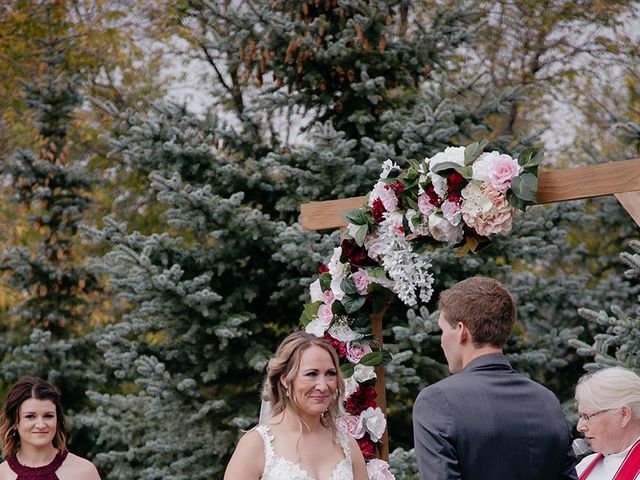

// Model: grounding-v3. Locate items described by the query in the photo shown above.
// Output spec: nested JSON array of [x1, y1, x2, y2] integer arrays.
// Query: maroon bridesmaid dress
[[7, 450, 68, 479]]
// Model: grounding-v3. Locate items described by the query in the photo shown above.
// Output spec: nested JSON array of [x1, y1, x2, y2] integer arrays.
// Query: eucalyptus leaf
[[343, 208, 369, 226], [510, 173, 538, 202], [507, 190, 527, 211], [354, 224, 367, 247]]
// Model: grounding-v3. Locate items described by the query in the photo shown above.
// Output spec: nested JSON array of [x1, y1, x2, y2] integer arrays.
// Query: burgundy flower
[[341, 239, 375, 267], [357, 436, 377, 459], [371, 197, 386, 223], [319, 263, 329, 273], [324, 333, 347, 359], [346, 384, 377, 414], [425, 184, 443, 207], [384, 181, 405, 195], [447, 171, 466, 204]]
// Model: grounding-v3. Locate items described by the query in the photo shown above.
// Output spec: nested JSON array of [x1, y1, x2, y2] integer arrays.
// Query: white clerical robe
[[576, 437, 640, 480]]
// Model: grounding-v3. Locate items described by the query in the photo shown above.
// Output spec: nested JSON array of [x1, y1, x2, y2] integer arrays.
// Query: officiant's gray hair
[[575, 367, 640, 416], [262, 331, 345, 432]]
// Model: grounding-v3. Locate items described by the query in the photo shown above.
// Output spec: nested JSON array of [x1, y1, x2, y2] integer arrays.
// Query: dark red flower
[[448, 171, 465, 188], [371, 197, 386, 223], [357, 437, 377, 459], [341, 239, 375, 267], [324, 333, 347, 359], [319, 263, 329, 273], [426, 184, 443, 207], [447, 171, 466, 205], [346, 384, 377, 414], [384, 181, 405, 195]]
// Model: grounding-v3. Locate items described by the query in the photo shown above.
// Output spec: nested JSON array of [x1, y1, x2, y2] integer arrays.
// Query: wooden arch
[[300, 158, 640, 460]]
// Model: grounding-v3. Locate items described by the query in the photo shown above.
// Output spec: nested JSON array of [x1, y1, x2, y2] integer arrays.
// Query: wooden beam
[[614, 191, 640, 227], [300, 158, 640, 230], [537, 158, 640, 204]]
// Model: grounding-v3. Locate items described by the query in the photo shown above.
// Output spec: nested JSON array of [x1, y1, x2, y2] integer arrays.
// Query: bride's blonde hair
[[262, 331, 345, 433]]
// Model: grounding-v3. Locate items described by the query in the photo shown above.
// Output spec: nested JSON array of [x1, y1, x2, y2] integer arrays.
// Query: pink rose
[[346, 342, 372, 364], [324, 289, 335, 305], [317, 304, 333, 328], [366, 459, 395, 480], [441, 200, 461, 226], [417, 192, 436, 216], [337, 414, 365, 439], [472, 152, 521, 191], [351, 269, 371, 295]]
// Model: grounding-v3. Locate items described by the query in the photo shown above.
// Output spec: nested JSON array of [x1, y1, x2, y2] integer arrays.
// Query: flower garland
[[300, 141, 541, 477]]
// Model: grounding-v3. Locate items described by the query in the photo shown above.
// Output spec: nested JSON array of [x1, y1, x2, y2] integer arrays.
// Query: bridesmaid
[[0, 377, 100, 480]]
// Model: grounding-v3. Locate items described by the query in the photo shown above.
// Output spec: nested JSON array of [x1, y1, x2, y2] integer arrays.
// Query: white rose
[[428, 212, 463, 245], [379, 159, 400, 179], [360, 407, 387, 442], [344, 376, 359, 398], [305, 318, 326, 337], [353, 364, 377, 383], [309, 279, 324, 303], [428, 146, 466, 198]]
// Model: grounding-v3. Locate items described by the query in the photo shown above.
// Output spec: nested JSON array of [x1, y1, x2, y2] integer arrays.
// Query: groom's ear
[[457, 322, 469, 344]]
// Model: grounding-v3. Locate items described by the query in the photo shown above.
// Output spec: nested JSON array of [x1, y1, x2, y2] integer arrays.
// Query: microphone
[[572, 438, 591, 456]]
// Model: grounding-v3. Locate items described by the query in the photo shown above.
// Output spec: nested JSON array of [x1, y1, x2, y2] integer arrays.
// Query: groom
[[413, 277, 577, 479]]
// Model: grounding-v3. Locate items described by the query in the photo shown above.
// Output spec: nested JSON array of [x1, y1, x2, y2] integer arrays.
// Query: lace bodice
[[256, 425, 353, 480]]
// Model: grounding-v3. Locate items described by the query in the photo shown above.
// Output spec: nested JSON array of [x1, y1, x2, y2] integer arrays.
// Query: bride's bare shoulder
[[59, 453, 100, 480], [0, 461, 17, 480]]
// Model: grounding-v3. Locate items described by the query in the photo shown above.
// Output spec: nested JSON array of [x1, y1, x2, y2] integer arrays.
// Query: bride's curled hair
[[262, 331, 345, 432]]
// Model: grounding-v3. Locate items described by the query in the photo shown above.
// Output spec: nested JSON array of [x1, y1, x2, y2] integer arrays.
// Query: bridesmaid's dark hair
[[0, 377, 68, 456]]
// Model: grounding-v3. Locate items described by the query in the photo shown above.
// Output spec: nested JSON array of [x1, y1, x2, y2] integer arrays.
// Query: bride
[[224, 331, 368, 480]]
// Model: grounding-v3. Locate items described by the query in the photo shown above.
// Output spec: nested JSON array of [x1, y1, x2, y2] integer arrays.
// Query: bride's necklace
[[16, 449, 58, 467]]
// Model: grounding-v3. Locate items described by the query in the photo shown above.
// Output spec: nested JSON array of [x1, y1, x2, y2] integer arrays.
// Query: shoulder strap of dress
[[255, 425, 275, 464], [336, 427, 351, 457]]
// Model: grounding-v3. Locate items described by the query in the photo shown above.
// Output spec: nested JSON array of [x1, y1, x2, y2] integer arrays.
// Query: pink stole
[[579, 439, 640, 480]]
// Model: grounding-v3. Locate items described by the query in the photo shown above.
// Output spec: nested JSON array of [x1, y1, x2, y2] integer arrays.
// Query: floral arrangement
[[300, 141, 541, 477]]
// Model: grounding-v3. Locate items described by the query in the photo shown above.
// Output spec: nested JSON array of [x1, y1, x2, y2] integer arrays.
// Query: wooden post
[[371, 303, 391, 460]]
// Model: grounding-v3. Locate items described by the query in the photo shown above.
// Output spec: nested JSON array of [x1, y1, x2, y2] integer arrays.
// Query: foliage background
[[0, 1, 639, 478]]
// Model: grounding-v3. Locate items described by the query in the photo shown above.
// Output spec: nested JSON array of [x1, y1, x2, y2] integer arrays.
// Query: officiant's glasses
[[578, 408, 615, 422]]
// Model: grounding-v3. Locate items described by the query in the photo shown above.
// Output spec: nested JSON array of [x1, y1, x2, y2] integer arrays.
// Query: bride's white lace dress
[[256, 424, 354, 480]]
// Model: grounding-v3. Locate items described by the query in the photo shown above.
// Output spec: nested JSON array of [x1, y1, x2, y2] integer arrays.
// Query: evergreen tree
[[0, 39, 101, 455], [85, 1, 526, 478]]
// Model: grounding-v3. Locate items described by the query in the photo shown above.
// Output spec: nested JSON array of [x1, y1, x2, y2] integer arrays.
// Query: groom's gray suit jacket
[[413, 353, 578, 480]]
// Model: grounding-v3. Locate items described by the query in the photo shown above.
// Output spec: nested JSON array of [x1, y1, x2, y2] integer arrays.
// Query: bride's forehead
[[298, 345, 334, 366]]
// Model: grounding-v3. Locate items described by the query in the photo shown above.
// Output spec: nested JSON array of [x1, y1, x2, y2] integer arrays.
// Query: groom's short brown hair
[[438, 276, 516, 348]]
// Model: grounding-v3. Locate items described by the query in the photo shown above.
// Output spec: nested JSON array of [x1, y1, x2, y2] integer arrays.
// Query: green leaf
[[341, 294, 366, 314], [341, 362, 355, 378], [343, 208, 369, 226], [341, 277, 358, 295], [380, 349, 393, 366], [319, 273, 331, 291], [431, 162, 472, 180], [506, 190, 527, 211], [430, 161, 461, 175], [463, 139, 487, 166], [299, 301, 321, 327], [360, 351, 384, 366], [510, 173, 538, 203], [517, 148, 533, 167], [354, 224, 367, 247]]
